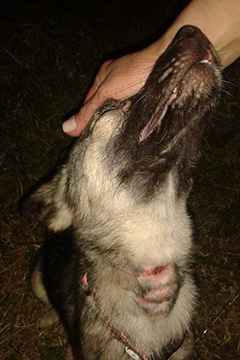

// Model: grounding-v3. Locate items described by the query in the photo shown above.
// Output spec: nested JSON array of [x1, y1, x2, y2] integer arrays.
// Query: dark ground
[[0, 0, 239, 359]]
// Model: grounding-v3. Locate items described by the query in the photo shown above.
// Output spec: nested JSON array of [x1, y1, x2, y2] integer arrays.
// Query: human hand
[[62, 50, 156, 136]]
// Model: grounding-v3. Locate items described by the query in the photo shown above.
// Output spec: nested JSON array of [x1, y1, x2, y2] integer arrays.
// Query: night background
[[0, 0, 239, 359]]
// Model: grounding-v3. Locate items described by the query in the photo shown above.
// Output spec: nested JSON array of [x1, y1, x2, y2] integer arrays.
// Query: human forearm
[[147, 0, 240, 68]]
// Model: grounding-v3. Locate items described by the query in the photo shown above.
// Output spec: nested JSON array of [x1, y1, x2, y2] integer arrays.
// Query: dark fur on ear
[[20, 171, 73, 231], [20, 195, 52, 222], [20, 140, 75, 223], [20, 175, 54, 222]]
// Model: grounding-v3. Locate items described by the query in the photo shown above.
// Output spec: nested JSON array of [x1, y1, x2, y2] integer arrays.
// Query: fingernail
[[62, 116, 77, 133]]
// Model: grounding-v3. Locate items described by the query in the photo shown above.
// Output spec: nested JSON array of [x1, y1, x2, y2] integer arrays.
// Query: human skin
[[62, 0, 240, 136]]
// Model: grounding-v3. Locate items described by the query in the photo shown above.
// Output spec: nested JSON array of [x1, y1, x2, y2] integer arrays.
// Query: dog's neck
[[81, 272, 185, 360]]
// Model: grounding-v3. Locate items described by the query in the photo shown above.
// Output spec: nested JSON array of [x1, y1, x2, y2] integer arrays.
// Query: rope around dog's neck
[[195, 288, 240, 343], [81, 272, 152, 360], [81, 272, 185, 360], [81, 272, 240, 358]]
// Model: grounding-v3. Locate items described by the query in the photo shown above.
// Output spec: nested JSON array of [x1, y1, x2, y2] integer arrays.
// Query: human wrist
[[145, 0, 240, 69]]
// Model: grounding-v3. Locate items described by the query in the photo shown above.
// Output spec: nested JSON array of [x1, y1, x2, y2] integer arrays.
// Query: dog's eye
[[97, 99, 130, 119], [90, 99, 128, 131], [89, 100, 118, 131], [97, 100, 119, 118], [99, 106, 116, 117]]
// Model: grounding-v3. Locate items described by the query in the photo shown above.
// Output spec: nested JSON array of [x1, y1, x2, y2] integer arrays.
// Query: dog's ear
[[21, 180, 56, 223], [21, 170, 73, 232]]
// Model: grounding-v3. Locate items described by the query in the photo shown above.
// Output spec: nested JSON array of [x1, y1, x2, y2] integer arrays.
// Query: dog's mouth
[[139, 46, 219, 142]]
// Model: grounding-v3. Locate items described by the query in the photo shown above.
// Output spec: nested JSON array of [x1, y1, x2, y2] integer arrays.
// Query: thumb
[[62, 61, 113, 137], [62, 97, 100, 137]]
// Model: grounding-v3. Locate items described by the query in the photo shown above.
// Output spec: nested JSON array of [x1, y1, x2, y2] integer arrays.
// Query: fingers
[[62, 98, 99, 137], [84, 61, 112, 104], [62, 84, 102, 137], [62, 61, 112, 137], [62, 54, 152, 137]]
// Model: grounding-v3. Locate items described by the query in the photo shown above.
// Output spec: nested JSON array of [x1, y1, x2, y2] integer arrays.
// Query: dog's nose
[[170, 25, 208, 50], [174, 25, 201, 41]]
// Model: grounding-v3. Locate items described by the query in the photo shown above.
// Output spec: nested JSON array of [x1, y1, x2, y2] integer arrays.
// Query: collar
[[81, 272, 185, 360]]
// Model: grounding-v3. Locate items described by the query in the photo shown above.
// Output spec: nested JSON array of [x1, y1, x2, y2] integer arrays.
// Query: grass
[[0, 0, 239, 359]]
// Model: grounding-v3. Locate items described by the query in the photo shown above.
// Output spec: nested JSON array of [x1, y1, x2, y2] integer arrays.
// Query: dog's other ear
[[21, 169, 73, 232], [21, 180, 56, 222]]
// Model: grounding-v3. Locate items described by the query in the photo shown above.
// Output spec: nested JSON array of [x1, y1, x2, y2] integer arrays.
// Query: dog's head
[[22, 26, 221, 260], [112, 25, 222, 199]]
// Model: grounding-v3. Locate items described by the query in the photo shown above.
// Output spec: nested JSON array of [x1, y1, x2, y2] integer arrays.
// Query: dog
[[22, 26, 222, 359]]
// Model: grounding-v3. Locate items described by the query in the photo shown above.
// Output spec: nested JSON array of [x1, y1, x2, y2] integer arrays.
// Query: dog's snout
[[178, 25, 197, 37], [169, 25, 197, 49], [172, 25, 206, 45]]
